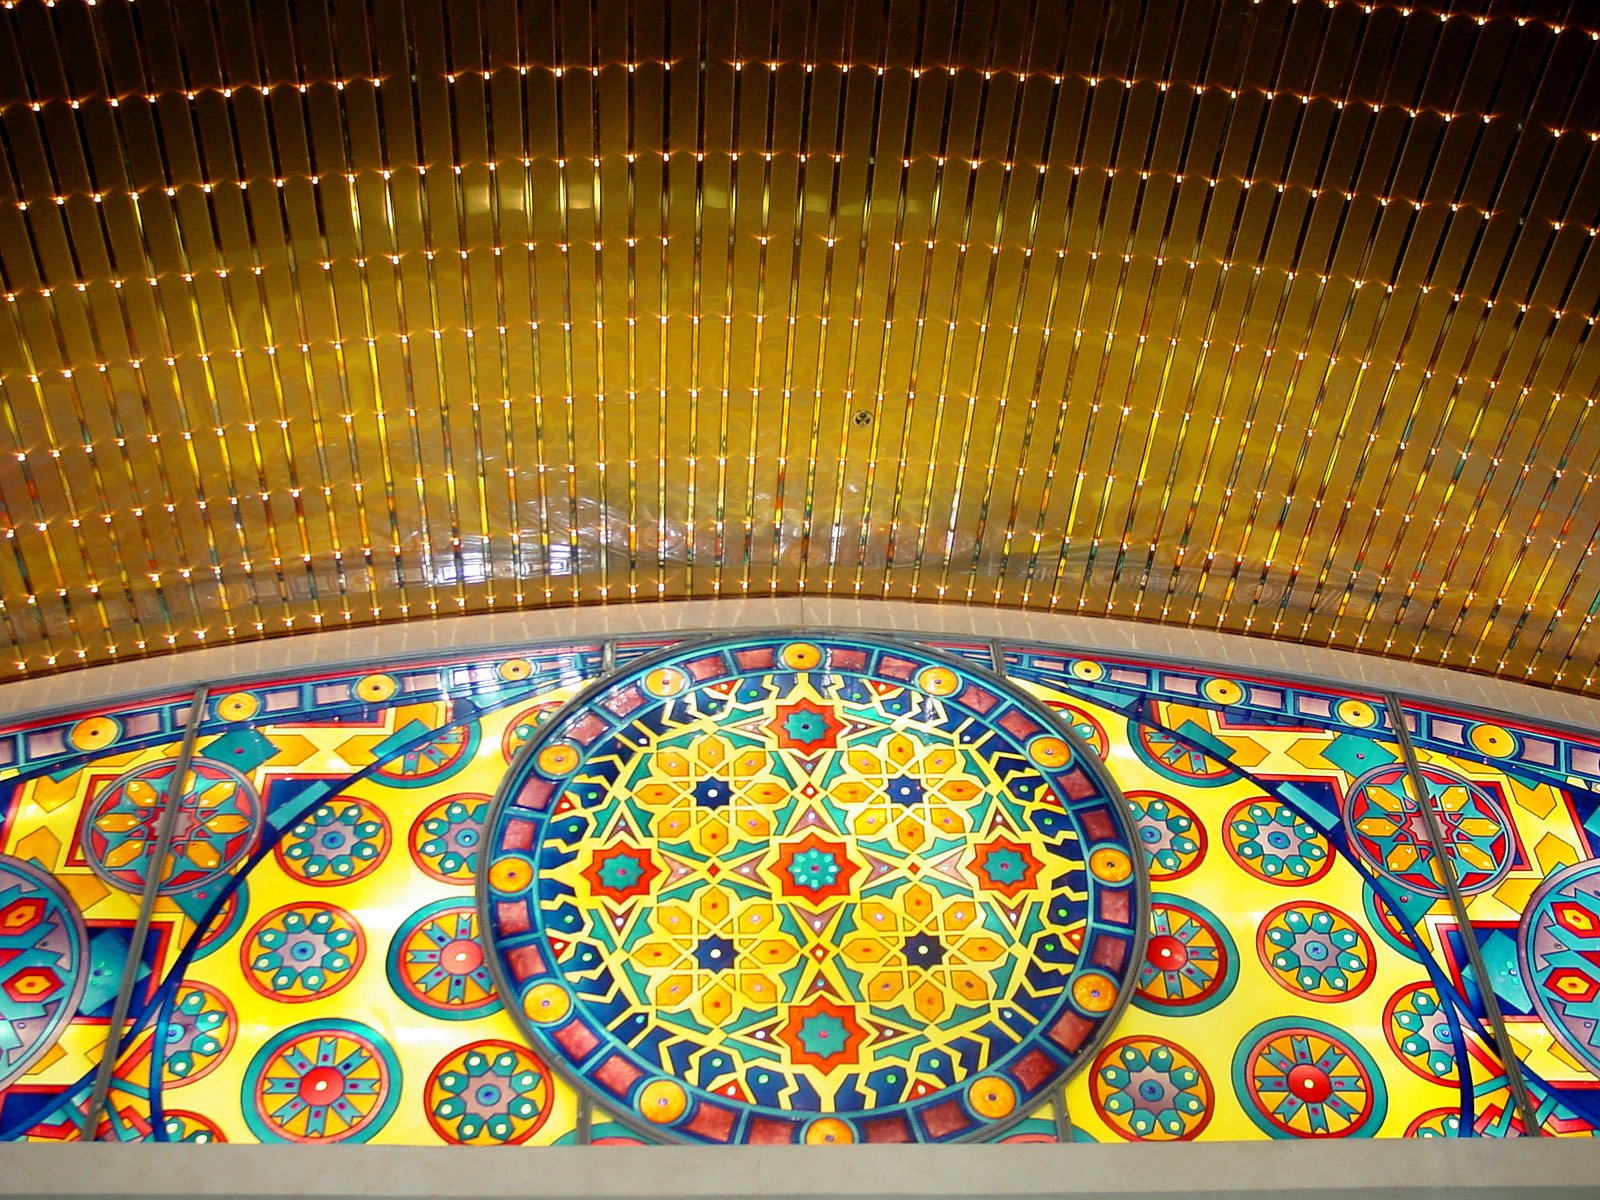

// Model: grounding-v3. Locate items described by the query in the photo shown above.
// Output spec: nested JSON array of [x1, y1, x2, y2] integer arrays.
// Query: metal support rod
[[989, 639, 1008, 677], [576, 1093, 593, 1146], [83, 686, 210, 1140], [1383, 692, 1542, 1136], [1052, 1084, 1074, 1143]]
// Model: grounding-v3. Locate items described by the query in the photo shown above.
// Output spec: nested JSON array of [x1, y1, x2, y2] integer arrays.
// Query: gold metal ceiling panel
[[1, 0, 1599, 688]]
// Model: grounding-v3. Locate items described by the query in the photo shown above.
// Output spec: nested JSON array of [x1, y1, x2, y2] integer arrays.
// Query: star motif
[[973, 837, 1043, 899], [902, 932, 946, 969], [766, 699, 845, 753], [772, 833, 860, 904], [779, 999, 866, 1071], [582, 846, 660, 901]]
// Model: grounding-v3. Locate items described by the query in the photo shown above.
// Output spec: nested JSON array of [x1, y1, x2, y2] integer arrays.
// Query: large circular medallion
[[1089, 1036, 1214, 1140], [1518, 859, 1600, 1076], [482, 635, 1143, 1143], [0, 855, 87, 1090], [424, 1039, 554, 1144]]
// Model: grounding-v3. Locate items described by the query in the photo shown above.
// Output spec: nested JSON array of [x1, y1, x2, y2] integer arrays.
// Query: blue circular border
[[480, 633, 1145, 1144]]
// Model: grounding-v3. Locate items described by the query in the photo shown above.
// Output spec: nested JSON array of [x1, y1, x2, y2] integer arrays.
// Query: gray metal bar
[[82, 686, 210, 1140], [1383, 691, 1542, 1136], [1052, 1084, 1074, 1143], [576, 1092, 593, 1146], [2, 1140, 1600, 1199]]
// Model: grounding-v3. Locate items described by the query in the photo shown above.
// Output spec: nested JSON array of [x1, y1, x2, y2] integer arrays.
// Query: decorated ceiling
[[5, 628, 1600, 1144], [1, 0, 1599, 691]]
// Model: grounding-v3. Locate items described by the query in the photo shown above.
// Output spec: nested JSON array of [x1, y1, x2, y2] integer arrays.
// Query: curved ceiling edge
[[0, 600, 1593, 738]]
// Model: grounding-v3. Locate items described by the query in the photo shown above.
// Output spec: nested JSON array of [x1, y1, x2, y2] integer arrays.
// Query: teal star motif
[[797, 1013, 850, 1058], [982, 847, 1028, 885], [597, 854, 644, 891], [788, 847, 841, 891], [782, 710, 830, 745]]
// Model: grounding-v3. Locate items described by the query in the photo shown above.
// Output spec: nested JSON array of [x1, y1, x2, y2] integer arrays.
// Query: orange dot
[[489, 857, 534, 893], [805, 1117, 855, 1144], [1072, 972, 1117, 1013], [1089, 846, 1133, 883], [355, 674, 398, 702], [1031, 736, 1072, 768], [968, 1076, 1017, 1118], [213, 693, 259, 722], [69, 716, 122, 749], [781, 642, 823, 669], [638, 1079, 688, 1123], [644, 666, 689, 696], [536, 742, 580, 776], [522, 982, 571, 1024]]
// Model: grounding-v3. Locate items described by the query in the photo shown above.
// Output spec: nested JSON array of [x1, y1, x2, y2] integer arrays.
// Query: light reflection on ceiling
[[1, 0, 1599, 691]]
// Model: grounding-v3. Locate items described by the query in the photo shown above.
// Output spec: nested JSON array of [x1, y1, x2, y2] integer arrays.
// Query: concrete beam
[[2, 1141, 1598, 1200]]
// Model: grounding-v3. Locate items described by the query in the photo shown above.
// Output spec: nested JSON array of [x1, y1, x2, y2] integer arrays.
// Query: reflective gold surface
[[0, 0, 1597, 689]]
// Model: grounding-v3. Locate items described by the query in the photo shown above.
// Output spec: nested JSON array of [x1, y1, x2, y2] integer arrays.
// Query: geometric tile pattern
[[1, 629, 1600, 1143], [485, 635, 1141, 1143]]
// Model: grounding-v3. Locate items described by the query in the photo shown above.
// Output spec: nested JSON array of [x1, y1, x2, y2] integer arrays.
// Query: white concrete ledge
[[0, 1141, 1596, 1200], [1, 601, 1598, 735]]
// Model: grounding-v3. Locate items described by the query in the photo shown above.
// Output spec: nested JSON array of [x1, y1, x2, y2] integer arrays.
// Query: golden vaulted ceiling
[[0, 0, 1598, 690]]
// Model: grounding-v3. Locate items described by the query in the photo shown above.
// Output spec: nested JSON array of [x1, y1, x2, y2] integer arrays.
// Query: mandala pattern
[[1124, 791, 1206, 881], [1383, 983, 1460, 1083], [1256, 902, 1375, 1003], [242, 902, 365, 1003], [485, 636, 1142, 1144], [424, 1040, 554, 1144], [1134, 896, 1237, 1015], [159, 982, 236, 1087], [1516, 857, 1600, 1082], [1344, 763, 1514, 897], [388, 899, 500, 1020], [242, 1018, 400, 1143], [373, 720, 480, 787], [408, 794, 489, 884], [83, 760, 261, 893], [1233, 1018, 1387, 1138], [274, 797, 391, 885], [1090, 1037, 1213, 1140], [18, 634, 1596, 1146], [1222, 799, 1332, 886], [1130, 721, 1234, 787], [0, 856, 88, 1090]]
